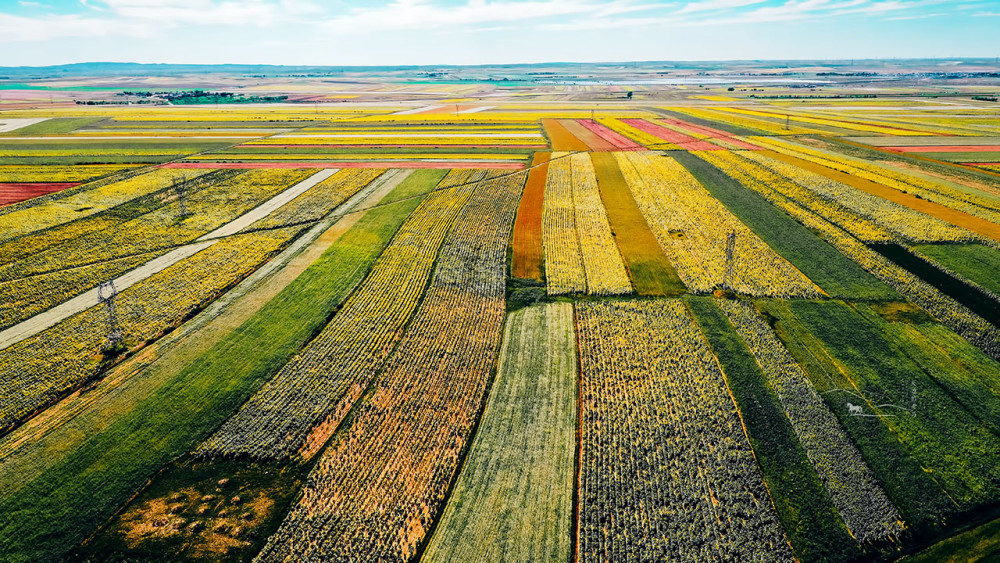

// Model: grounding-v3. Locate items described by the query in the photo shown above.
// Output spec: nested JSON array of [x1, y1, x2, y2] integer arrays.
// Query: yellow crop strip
[[569, 153, 632, 295], [542, 153, 587, 295], [616, 151, 822, 297]]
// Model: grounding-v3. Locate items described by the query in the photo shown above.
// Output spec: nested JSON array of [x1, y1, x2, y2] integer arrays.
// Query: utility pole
[[174, 177, 190, 219], [723, 231, 736, 292], [97, 280, 123, 350], [785, 114, 790, 130]]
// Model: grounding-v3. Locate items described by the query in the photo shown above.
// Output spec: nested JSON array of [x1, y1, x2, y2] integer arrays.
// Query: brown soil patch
[[510, 152, 549, 281]]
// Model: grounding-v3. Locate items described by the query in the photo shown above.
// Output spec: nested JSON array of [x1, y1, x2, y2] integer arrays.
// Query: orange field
[[560, 119, 617, 151], [510, 152, 549, 280], [763, 149, 1000, 242], [542, 118, 589, 151]]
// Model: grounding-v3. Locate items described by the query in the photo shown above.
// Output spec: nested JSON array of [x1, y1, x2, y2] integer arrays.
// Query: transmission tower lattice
[[173, 177, 190, 219], [723, 231, 736, 291], [97, 280, 123, 349]]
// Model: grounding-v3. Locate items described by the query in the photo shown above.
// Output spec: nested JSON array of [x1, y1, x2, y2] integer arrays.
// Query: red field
[[885, 146, 1000, 153], [657, 118, 762, 149], [620, 119, 721, 150], [0, 182, 81, 206], [160, 161, 525, 170], [575, 120, 644, 151]]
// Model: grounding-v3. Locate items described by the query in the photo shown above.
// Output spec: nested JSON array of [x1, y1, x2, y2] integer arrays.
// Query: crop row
[[198, 173, 476, 461], [0, 164, 140, 183], [752, 137, 1000, 226], [716, 299, 904, 544], [707, 150, 974, 243], [0, 168, 314, 283], [249, 168, 385, 231], [575, 299, 793, 562], [707, 149, 1000, 361], [542, 153, 631, 295], [616, 151, 822, 297], [254, 169, 524, 562], [0, 226, 303, 434], [0, 168, 211, 243]]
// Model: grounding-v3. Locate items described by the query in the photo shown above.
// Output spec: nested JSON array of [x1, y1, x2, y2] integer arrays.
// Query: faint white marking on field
[[0, 118, 48, 133], [392, 105, 444, 115], [457, 106, 494, 114]]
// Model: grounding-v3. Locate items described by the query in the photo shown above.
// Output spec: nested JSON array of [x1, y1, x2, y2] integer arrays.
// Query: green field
[[686, 296, 861, 562], [422, 302, 577, 563], [757, 298, 1000, 532], [0, 175, 439, 562], [914, 243, 1000, 295]]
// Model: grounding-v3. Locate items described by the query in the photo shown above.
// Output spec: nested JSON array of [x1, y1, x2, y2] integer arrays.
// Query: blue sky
[[0, 0, 998, 66]]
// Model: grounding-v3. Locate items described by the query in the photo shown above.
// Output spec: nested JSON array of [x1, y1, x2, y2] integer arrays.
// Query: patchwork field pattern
[[5, 98, 1000, 563]]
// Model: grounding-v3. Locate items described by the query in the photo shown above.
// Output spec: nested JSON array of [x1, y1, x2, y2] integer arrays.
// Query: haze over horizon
[[1, 0, 999, 67]]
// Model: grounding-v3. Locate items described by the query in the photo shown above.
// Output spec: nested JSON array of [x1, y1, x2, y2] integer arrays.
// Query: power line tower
[[723, 231, 737, 292], [173, 177, 191, 219], [97, 280, 123, 350]]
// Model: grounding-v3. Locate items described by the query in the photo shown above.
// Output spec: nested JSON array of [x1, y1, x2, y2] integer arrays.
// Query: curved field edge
[[0, 175, 439, 563], [421, 302, 577, 563]]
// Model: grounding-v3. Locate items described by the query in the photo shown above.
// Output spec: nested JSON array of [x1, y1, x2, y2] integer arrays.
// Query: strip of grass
[[913, 243, 1000, 296], [590, 152, 685, 296], [871, 243, 1000, 328], [377, 168, 449, 204], [422, 302, 577, 563], [903, 515, 1000, 562], [755, 298, 989, 531], [685, 296, 861, 562], [673, 151, 897, 300], [0, 174, 442, 563]]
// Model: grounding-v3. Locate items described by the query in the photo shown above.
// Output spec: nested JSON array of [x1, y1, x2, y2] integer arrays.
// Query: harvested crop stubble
[[422, 302, 577, 563], [254, 169, 524, 562], [510, 152, 549, 281], [576, 299, 793, 562], [717, 299, 904, 544], [198, 174, 477, 461], [0, 227, 301, 434], [615, 151, 822, 297], [0, 168, 210, 243]]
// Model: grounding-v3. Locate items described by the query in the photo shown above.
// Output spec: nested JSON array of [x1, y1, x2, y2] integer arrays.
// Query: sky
[[0, 0, 998, 66]]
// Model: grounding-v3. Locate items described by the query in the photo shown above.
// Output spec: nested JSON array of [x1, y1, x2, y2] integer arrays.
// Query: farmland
[[4, 63, 1000, 563]]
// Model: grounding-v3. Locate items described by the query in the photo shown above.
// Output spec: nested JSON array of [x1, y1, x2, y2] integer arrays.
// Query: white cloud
[[321, 0, 662, 33], [0, 12, 148, 42]]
